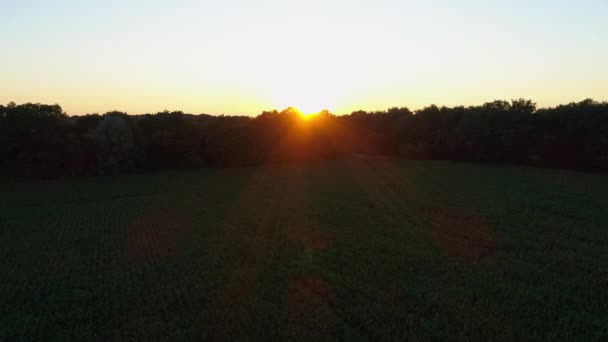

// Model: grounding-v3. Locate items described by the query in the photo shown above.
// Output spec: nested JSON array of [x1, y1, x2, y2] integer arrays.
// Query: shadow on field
[[194, 162, 338, 340], [121, 157, 500, 339], [287, 224, 332, 251], [284, 274, 337, 338], [427, 206, 497, 263], [124, 208, 192, 261], [350, 157, 498, 264]]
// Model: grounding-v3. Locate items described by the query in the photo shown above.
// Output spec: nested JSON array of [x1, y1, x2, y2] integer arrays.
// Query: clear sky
[[1, 0, 607, 115]]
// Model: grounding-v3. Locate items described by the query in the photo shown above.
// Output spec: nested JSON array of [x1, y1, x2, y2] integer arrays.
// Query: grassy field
[[1, 157, 607, 341]]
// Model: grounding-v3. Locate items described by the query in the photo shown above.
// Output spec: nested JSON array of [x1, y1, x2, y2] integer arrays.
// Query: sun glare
[[295, 104, 325, 117], [271, 97, 333, 118], [298, 108, 318, 118], [266, 80, 341, 118], [275, 97, 333, 117]]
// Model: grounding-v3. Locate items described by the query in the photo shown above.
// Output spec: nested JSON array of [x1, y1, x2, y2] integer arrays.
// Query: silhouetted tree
[[2, 99, 608, 180], [89, 112, 137, 174]]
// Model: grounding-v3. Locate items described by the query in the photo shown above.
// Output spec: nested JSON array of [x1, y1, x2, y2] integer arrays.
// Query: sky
[[1, 0, 607, 115]]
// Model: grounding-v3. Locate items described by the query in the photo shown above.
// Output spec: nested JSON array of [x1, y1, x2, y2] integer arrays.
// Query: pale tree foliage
[[89, 114, 136, 174]]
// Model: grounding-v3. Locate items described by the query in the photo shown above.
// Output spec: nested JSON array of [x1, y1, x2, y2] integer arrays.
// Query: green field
[[1, 157, 607, 340]]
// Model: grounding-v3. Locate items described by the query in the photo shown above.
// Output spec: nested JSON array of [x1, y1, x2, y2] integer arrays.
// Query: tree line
[[1, 99, 607, 179]]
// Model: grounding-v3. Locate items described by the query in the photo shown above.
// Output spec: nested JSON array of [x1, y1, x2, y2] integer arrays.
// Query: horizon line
[[3, 98, 608, 117]]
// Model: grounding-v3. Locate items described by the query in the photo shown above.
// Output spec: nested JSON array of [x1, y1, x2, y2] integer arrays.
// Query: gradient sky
[[1, 0, 607, 115]]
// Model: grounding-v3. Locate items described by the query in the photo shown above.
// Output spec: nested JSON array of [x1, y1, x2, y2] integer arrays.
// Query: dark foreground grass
[[1, 157, 607, 341]]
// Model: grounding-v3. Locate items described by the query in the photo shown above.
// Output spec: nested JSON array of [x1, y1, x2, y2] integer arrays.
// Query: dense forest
[[1, 99, 607, 179]]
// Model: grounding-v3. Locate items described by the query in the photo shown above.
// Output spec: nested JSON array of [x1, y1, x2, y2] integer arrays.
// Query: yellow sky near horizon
[[1, 0, 607, 115]]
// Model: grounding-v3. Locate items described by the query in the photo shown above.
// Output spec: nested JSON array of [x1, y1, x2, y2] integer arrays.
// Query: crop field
[[1, 157, 607, 340]]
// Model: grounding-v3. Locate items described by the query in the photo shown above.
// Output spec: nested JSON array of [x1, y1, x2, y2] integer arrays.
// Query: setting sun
[[267, 82, 340, 116]]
